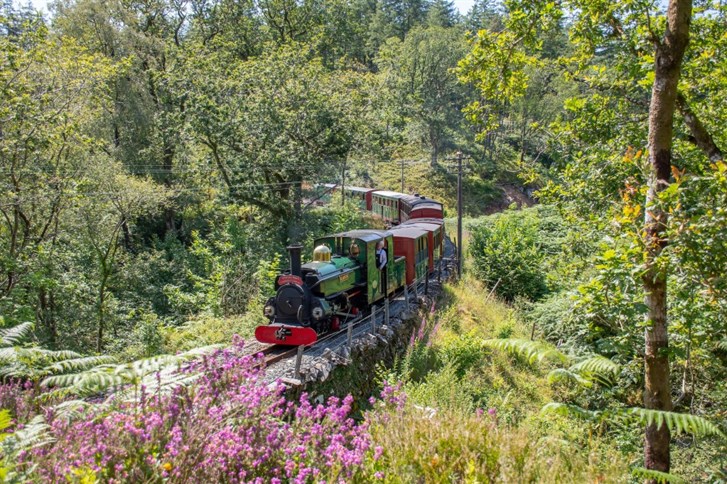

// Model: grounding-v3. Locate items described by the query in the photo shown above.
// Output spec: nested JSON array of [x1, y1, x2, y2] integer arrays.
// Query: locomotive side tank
[[312, 230, 406, 304]]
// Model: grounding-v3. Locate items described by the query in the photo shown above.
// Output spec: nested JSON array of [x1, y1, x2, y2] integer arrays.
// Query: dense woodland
[[0, 0, 725, 481]]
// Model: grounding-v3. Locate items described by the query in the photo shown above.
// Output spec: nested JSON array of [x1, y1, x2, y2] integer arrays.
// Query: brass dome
[[313, 244, 332, 262]]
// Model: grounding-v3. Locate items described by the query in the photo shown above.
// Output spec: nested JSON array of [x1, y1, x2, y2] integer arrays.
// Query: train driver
[[376, 240, 387, 294]]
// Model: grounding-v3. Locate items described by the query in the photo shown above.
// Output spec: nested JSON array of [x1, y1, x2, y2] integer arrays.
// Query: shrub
[[468, 208, 548, 301]]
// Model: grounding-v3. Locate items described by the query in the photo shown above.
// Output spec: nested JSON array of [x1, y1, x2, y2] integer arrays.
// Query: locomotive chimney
[[287, 245, 303, 276]]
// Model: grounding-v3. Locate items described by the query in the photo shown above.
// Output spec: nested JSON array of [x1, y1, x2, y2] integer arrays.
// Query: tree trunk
[[643, 0, 692, 477], [97, 271, 108, 353]]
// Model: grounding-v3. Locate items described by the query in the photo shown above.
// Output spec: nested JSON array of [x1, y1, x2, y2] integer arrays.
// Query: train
[[254, 186, 445, 346]]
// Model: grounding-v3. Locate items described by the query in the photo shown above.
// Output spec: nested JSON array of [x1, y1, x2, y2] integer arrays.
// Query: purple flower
[[17, 335, 372, 482]]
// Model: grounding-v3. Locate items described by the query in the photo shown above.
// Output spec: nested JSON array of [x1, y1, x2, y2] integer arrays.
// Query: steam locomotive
[[254, 187, 445, 346]]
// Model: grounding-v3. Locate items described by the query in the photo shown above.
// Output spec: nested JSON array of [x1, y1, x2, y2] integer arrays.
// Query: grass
[[366, 275, 630, 482]]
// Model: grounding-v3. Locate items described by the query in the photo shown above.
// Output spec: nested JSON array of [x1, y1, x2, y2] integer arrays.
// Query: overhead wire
[[0, 155, 478, 207], [0, 178, 343, 208]]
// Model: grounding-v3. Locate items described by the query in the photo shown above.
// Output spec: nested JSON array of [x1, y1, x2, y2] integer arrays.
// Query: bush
[[468, 208, 548, 301]]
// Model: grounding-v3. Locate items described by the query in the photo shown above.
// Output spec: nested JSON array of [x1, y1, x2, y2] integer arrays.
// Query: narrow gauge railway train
[[255, 186, 445, 346]]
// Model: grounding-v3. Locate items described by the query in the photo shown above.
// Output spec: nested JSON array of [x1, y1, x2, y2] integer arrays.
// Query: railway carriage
[[371, 190, 406, 224], [400, 194, 444, 222], [401, 219, 445, 272], [342, 186, 377, 211], [390, 227, 430, 285]]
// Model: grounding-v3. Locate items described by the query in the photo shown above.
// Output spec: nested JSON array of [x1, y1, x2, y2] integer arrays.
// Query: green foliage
[[568, 356, 621, 386], [542, 403, 726, 439], [468, 208, 549, 300], [482, 338, 567, 365], [625, 408, 725, 439], [367, 277, 630, 482], [377, 26, 470, 164], [546, 369, 594, 388], [540, 402, 600, 420], [631, 467, 686, 484], [0, 413, 53, 482], [40, 345, 219, 399], [0, 321, 117, 382], [0, 322, 33, 347]]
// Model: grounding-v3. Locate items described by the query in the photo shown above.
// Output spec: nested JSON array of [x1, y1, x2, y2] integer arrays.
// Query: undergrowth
[[368, 276, 630, 482]]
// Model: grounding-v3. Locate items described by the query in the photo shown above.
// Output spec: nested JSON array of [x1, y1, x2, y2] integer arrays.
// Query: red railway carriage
[[400, 194, 443, 222], [400, 219, 444, 272], [390, 227, 430, 285]]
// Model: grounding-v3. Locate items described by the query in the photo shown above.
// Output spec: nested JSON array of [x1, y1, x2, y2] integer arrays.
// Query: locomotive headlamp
[[312, 307, 324, 320], [263, 304, 275, 317]]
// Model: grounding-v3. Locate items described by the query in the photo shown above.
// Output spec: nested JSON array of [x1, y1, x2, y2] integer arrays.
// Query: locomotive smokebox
[[287, 244, 303, 277]]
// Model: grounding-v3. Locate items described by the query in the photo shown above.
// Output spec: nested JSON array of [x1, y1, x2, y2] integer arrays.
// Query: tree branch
[[676, 92, 724, 162]]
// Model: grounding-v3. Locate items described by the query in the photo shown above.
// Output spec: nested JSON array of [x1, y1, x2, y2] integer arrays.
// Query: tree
[[76, 163, 170, 352], [181, 42, 380, 243], [464, 0, 502, 33], [53, 0, 190, 235], [641, 0, 692, 472], [377, 26, 470, 165], [458, 0, 724, 476], [367, 0, 429, 52], [426, 0, 456, 28], [0, 25, 117, 340]]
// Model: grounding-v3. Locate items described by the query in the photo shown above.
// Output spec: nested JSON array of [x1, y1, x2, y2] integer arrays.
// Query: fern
[[624, 408, 725, 438], [51, 400, 105, 420], [540, 402, 601, 420], [42, 365, 127, 394], [541, 403, 725, 439], [547, 368, 593, 388], [42, 355, 118, 374], [631, 467, 686, 484], [41, 345, 221, 398], [568, 355, 620, 386], [0, 347, 85, 380], [0, 322, 33, 346], [482, 338, 568, 364], [0, 409, 11, 444], [0, 347, 15, 360], [22, 348, 83, 362], [2, 415, 53, 451], [0, 415, 53, 482]]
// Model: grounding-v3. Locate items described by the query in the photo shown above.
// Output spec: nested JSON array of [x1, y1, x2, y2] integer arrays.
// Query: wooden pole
[[294, 345, 305, 379], [456, 151, 463, 278], [341, 161, 346, 206], [401, 158, 405, 192]]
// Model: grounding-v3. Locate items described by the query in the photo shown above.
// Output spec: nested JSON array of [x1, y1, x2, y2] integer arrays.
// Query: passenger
[[376, 240, 388, 294]]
